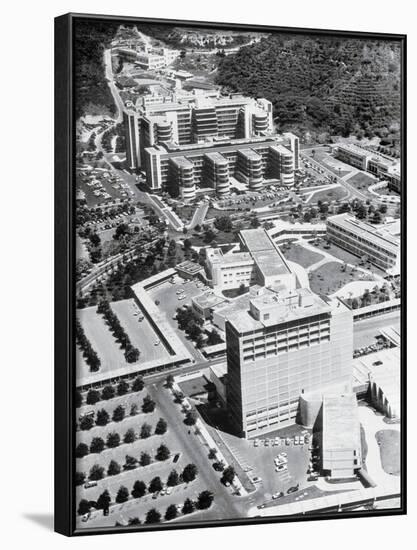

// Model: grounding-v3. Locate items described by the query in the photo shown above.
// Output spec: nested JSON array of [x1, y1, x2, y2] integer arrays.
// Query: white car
[[154, 340, 160, 346]]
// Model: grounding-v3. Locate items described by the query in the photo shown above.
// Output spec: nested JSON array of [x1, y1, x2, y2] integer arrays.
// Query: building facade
[[225, 287, 353, 437], [326, 213, 400, 273]]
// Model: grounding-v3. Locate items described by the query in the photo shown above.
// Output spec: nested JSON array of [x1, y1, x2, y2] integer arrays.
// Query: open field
[[280, 243, 324, 268]]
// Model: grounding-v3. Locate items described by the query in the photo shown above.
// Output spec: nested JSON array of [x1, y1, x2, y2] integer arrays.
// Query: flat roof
[[226, 287, 334, 333], [146, 135, 289, 160], [240, 228, 293, 278], [328, 214, 400, 254], [192, 292, 226, 309], [323, 393, 361, 451]]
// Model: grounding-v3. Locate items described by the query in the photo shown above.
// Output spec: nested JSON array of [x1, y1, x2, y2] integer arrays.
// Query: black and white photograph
[[55, 12, 405, 536]]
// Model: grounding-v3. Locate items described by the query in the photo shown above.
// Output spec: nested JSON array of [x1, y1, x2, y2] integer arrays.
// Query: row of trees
[[76, 376, 145, 408], [79, 487, 212, 524], [97, 300, 140, 363], [75, 319, 101, 372], [77, 444, 181, 485], [76, 418, 168, 458], [78, 395, 156, 431]]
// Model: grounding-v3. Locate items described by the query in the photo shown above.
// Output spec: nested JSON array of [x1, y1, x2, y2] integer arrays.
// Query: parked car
[[272, 492, 284, 500], [287, 484, 299, 494]]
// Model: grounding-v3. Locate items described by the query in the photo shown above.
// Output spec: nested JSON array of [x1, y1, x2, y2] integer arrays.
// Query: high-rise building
[[225, 286, 353, 437], [123, 91, 275, 170]]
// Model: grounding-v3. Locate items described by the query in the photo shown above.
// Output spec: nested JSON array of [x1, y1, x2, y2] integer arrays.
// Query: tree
[[128, 517, 141, 525], [208, 448, 218, 460], [107, 460, 121, 476], [90, 437, 105, 454], [101, 385, 115, 400], [156, 444, 170, 461], [117, 380, 129, 396], [89, 464, 105, 481], [167, 470, 180, 487], [86, 389, 101, 405], [182, 463, 198, 483], [75, 471, 86, 486], [184, 410, 197, 426], [214, 215, 233, 232], [221, 465, 236, 485], [142, 395, 156, 413], [96, 408, 110, 426], [75, 390, 83, 408], [250, 215, 260, 228], [139, 451, 151, 467], [124, 428, 136, 444], [115, 485, 129, 504], [79, 415, 94, 431], [182, 498, 195, 515], [132, 376, 144, 392], [206, 329, 222, 346], [125, 345, 140, 363], [197, 490, 214, 509], [124, 455, 138, 471], [139, 422, 152, 439], [165, 374, 174, 389], [96, 489, 111, 511], [145, 508, 161, 524], [165, 504, 178, 521], [130, 403, 139, 416], [112, 405, 125, 422], [78, 499, 91, 516], [351, 297, 359, 309], [148, 476, 163, 494], [155, 418, 168, 435], [106, 432, 121, 448], [131, 480, 147, 499], [75, 443, 89, 458]]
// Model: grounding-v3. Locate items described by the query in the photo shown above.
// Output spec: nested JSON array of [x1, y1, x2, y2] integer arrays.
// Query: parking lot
[[219, 428, 311, 502], [77, 299, 171, 379], [77, 381, 240, 528], [76, 386, 210, 528], [148, 278, 208, 360]]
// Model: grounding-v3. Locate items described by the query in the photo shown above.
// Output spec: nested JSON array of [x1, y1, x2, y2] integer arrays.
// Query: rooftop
[[323, 393, 361, 451], [240, 228, 293, 278], [192, 292, 227, 310], [226, 287, 337, 333]]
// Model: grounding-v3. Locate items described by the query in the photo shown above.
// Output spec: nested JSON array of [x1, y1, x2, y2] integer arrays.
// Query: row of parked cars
[[253, 433, 311, 447]]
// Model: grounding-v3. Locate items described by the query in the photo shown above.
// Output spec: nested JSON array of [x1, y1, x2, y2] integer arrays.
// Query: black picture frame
[[55, 12, 407, 537]]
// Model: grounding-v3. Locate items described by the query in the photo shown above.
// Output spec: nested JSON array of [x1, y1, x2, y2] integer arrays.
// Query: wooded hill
[[216, 34, 401, 140]]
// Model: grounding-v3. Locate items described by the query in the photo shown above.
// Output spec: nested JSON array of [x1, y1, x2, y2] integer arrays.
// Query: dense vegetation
[[216, 34, 401, 140], [74, 20, 119, 118]]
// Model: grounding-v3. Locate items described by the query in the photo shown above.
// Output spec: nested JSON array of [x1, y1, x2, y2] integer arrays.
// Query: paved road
[[188, 203, 209, 229], [150, 381, 241, 519], [301, 153, 371, 203]]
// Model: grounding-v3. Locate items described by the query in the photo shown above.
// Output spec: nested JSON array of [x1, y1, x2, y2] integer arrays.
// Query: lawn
[[347, 172, 376, 187], [308, 261, 368, 295], [280, 243, 324, 268], [306, 186, 349, 204], [375, 430, 400, 476]]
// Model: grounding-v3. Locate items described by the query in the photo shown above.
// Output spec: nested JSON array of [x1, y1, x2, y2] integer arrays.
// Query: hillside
[[216, 34, 401, 140], [74, 20, 119, 119], [137, 25, 265, 49]]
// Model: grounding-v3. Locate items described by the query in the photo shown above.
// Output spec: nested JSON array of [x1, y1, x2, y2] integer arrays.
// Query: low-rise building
[[326, 213, 400, 273]]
